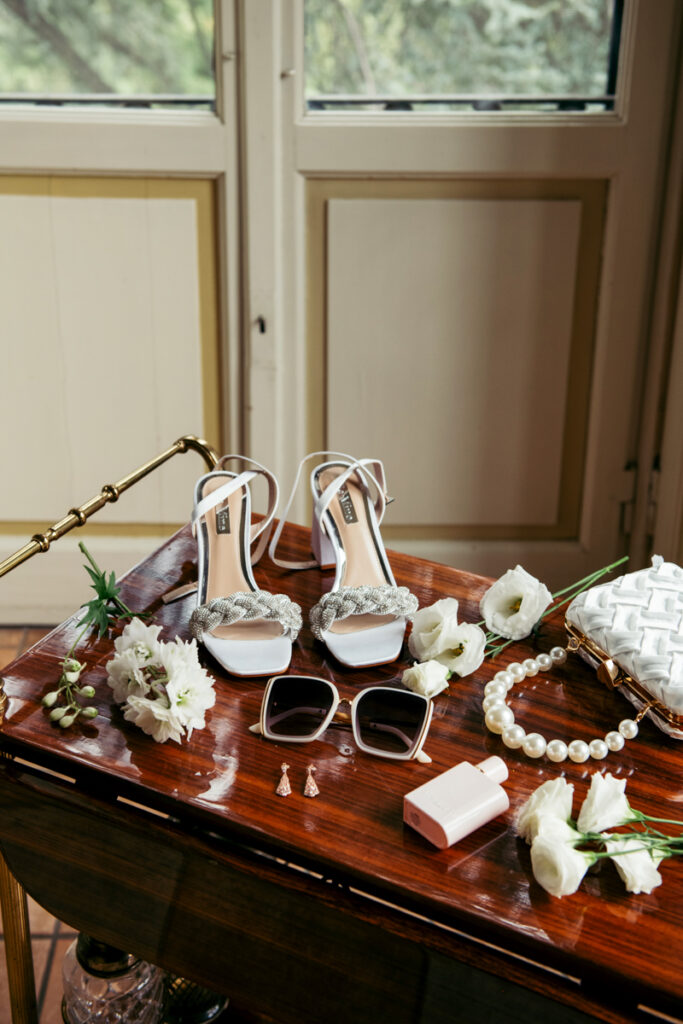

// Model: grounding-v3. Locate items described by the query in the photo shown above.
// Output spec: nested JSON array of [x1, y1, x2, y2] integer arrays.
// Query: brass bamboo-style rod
[[0, 434, 218, 579]]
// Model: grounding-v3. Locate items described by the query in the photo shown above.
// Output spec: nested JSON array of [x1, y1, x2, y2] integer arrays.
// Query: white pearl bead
[[546, 739, 569, 763], [522, 732, 547, 758], [482, 694, 506, 713], [507, 662, 526, 682], [550, 646, 567, 665], [485, 705, 515, 734], [618, 719, 639, 739], [502, 724, 526, 749], [589, 739, 608, 759], [605, 730, 625, 751], [522, 658, 539, 677], [484, 681, 508, 698], [494, 670, 515, 691], [568, 739, 590, 763], [536, 653, 553, 671]]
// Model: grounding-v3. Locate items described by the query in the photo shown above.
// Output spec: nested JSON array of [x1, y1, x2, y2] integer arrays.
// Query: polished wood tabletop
[[0, 524, 681, 1023]]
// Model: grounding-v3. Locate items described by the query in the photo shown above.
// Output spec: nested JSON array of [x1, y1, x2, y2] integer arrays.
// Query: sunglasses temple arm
[[249, 723, 263, 734], [415, 748, 432, 764]]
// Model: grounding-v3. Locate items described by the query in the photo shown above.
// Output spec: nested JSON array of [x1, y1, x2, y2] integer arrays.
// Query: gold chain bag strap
[[565, 556, 683, 739]]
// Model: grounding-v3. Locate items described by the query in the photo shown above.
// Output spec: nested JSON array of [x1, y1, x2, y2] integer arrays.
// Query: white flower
[[408, 599, 486, 678], [113, 618, 163, 663], [106, 647, 153, 703], [435, 621, 486, 677], [576, 773, 637, 834], [604, 834, 665, 895], [479, 565, 552, 640], [408, 598, 461, 661], [517, 777, 575, 844], [530, 818, 595, 898], [105, 623, 215, 744], [123, 694, 185, 745], [402, 660, 450, 698], [162, 640, 216, 737]]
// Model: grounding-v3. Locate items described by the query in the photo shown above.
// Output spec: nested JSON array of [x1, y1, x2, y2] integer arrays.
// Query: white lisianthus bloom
[[604, 834, 665, 895], [402, 660, 450, 699], [479, 566, 553, 640], [517, 777, 575, 845], [123, 693, 185, 745], [408, 598, 460, 661], [106, 647, 152, 703], [434, 622, 487, 678], [530, 818, 595, 898], [576, 773, 638, 834]]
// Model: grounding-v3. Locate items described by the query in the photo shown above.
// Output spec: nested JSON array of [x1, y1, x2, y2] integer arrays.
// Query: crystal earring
[[276, 762, 292, 797], [303, 764, 319, 798]]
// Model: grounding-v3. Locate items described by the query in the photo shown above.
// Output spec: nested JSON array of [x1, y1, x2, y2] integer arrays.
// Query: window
[[0, 0, 215, 109], [304, 0, 622, 113]]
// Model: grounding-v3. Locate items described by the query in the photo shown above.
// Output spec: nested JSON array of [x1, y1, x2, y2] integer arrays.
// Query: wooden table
[[0, 524, 681, 1024]]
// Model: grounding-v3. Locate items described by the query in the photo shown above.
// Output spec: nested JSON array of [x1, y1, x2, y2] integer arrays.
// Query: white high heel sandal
[[269, 452, 418, 668], [189, 455, 302, 677]]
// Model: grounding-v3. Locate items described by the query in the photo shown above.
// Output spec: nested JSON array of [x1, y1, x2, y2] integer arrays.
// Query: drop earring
[[304, 764, 319, 798], [276, 762, 292, 797]]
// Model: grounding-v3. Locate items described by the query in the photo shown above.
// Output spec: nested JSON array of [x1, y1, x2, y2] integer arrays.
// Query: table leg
[[0, 849, 38, 1024]]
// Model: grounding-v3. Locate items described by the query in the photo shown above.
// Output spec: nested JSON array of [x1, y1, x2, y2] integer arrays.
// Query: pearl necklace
[[482, 646, 642, 763]]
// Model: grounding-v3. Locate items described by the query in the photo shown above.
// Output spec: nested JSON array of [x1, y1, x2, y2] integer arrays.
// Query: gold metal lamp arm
[[0, 434, 219, 579]]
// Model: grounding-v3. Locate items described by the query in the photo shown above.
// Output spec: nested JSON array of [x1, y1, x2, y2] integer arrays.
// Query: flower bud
[[79, 685, 96, 698], [79, 706, 98, 719], [42, 691, 60, 708], [64, 669, 83, 683], [59, 713, 77, 728], [49, 707, 67, 721]]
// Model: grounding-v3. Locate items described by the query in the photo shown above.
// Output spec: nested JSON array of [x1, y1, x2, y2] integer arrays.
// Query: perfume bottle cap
[[476, 755, 508, 785]]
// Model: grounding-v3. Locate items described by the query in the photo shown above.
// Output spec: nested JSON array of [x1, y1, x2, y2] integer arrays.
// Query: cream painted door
[[241, 0, 681, 588]]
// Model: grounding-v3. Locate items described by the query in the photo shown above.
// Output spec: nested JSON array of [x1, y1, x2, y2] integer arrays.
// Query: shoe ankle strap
[[268, 451, 391, 570], [192, 454, 279, 565]]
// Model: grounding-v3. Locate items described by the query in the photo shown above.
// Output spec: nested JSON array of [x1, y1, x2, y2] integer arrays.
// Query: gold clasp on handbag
[[565, 623, 623, 689]]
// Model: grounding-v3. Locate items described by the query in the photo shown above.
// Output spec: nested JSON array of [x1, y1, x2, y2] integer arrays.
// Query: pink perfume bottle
[[403, 756, 509, 849]]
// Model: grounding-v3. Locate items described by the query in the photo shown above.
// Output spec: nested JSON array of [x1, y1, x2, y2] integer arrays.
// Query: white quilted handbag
[[566, 556, 683, 739]]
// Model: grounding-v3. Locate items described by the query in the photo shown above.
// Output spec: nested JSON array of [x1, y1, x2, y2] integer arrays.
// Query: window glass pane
[[305, 0, 621, 113], [0, 0, 214, 109]]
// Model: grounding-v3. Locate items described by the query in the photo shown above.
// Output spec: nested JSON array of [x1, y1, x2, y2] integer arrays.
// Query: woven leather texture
[[567, 558, 683, 729]]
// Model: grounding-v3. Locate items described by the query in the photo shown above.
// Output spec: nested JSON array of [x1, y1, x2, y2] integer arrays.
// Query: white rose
[[576, 773, 637, 834], [530, 818, 595, 898], [408, 598, 460, 661], [517, 777, 575, 844], [479, 566, 552, 640], [434, 622, 487, 678], [401, 660, 450, 699], [604, 834, 664, 895]]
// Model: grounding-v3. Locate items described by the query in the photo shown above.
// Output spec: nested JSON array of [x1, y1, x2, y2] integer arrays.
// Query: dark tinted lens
[[355, 689, 426, 756], [265, 676, 334, 738]]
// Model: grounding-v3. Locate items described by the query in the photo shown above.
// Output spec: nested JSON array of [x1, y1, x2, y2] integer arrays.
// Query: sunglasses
[[249, 675, 433, 763]]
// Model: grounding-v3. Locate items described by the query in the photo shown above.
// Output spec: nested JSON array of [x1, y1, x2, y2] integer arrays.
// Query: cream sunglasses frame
[[250, 676, 433, 763]]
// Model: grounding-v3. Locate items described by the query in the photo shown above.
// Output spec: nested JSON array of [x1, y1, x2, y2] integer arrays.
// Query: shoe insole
[[316, 467, 395, 636], [200, 476, 282, 642]]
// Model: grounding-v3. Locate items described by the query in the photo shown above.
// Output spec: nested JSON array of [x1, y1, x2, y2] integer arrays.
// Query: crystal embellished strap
[[309, 584, 418, 640], [190, 591, 302, 641]]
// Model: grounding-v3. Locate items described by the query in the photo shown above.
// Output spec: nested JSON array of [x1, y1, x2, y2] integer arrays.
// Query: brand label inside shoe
[[337, 484, 358, 524], [215, 505, 231, 534]]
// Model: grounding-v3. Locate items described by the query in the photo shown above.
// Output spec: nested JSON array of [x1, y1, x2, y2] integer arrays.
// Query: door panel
[[244, 0, 681, 588]]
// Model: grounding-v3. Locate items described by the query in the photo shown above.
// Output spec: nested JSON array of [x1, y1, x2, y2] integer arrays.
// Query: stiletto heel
[[189, 455, 302, 677], [269, 452, 418, 668]]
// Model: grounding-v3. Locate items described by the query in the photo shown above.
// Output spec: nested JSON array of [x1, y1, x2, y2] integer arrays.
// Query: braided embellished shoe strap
[[191, 591, 303, 641], [310, 584, 418, 640]]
